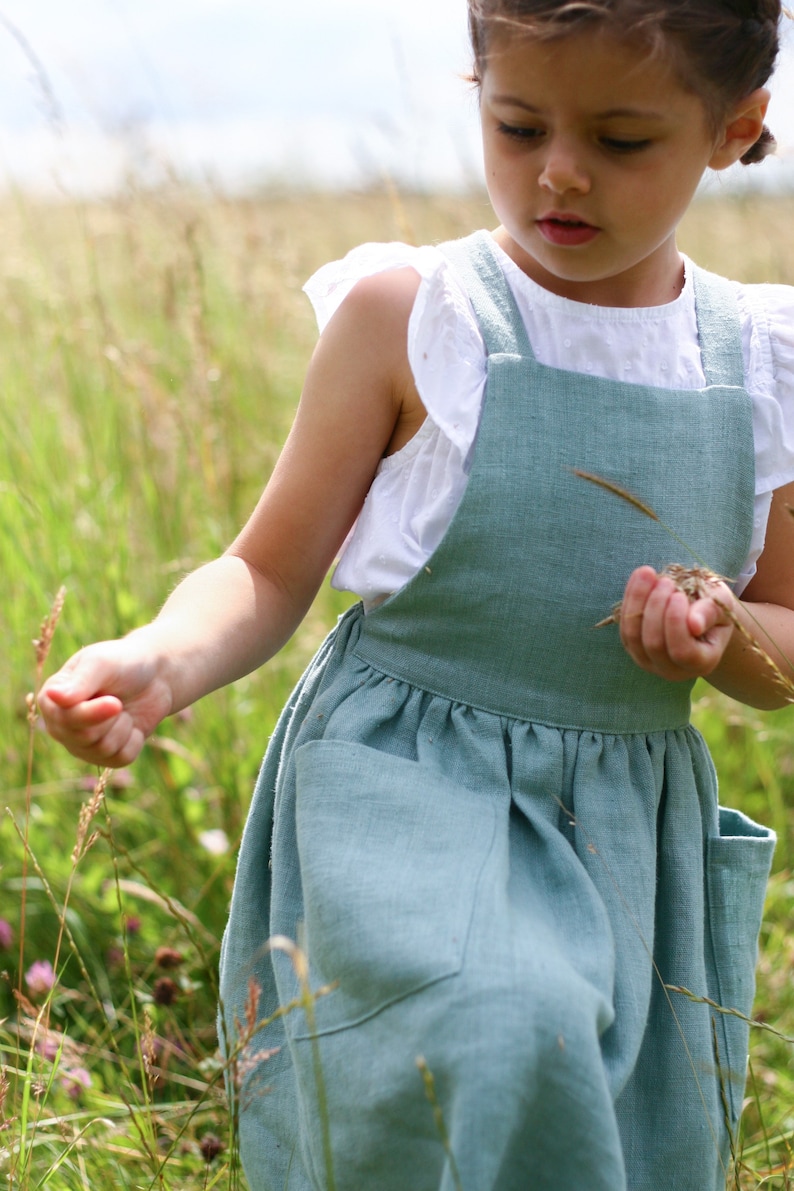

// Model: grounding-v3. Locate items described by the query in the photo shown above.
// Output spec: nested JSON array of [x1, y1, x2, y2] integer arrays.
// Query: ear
[[709, 87, 771, 171]]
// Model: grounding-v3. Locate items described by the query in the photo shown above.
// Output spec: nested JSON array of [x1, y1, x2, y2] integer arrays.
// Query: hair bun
[[741, 124, 776, 165]]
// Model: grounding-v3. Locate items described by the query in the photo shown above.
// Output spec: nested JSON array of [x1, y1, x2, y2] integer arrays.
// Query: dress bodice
[[355, 232, 755, 733]]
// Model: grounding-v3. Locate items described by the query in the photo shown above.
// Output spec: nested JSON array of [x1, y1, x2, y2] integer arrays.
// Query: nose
[[538, 138, 591, 195]]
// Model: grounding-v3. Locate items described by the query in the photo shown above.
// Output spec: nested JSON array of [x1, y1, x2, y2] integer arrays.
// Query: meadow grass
[[1, 186, 794, 1188]]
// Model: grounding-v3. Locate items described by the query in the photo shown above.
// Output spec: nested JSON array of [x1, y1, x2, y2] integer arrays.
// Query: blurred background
[[1, 0, 793, 198]]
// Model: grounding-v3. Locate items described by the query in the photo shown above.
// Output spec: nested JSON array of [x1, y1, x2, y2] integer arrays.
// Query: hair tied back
[[468, 0, 782, 167]]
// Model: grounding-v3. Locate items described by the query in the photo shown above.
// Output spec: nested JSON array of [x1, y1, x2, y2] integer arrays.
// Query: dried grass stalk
[[715, 601, 794, 703], [33, 585, 66, 673], [72, 769, 109, 863], [596, 564, 794, 703], [595, 564, 728, 629], [571, 469, 659, 521]]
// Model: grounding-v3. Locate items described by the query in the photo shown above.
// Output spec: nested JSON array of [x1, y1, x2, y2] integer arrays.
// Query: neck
[[492, 229, 687, 308]]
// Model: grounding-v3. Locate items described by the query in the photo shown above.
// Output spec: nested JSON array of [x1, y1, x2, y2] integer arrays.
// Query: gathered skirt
[[218, 604, 775, 1191]]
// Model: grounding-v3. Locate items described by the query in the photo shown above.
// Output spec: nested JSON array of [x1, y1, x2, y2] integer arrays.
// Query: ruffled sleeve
[[304, 241, 487, 463], [738, 282, 794, 495], [305, 241, 490, 608]]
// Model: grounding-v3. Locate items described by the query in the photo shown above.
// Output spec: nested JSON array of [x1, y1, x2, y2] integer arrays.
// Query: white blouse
[[304, 234, 794, 609]]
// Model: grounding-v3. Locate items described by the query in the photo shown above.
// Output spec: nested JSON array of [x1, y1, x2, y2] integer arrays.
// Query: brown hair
[[468, 0, 780, 163]]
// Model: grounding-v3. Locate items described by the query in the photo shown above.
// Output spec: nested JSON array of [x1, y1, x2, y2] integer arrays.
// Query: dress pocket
[[289, 738, 499, 1038], [706, 806, 775, 1127]]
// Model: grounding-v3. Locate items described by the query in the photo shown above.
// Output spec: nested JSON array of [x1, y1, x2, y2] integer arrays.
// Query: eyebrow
[[489, 95, 667, 121]]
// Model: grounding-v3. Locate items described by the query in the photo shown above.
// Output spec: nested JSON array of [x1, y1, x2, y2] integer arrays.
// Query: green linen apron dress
[[219, 231, 775, 1191]]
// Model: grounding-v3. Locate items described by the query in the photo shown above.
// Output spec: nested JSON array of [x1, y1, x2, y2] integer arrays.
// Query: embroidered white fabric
[[303, 234, 794, 609]]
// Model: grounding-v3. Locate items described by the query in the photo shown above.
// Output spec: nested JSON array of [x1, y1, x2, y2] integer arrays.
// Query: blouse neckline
[[488, 234, 695, 323]]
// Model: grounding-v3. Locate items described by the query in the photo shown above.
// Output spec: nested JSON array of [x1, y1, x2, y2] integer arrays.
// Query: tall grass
[[1, 186, 793, 1187]]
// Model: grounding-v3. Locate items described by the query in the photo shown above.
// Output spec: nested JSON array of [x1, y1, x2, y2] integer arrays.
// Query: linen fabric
[[219, 231, 775, 1191], [305, 237, 794, 606]]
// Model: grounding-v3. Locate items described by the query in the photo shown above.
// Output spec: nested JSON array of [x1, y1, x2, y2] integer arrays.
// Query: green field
[[1, 188, 794, 1189]]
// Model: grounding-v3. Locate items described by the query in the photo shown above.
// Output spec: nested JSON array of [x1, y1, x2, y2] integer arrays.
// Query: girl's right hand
[[39, 266, 423, 770], [38, 634, 173, 768]]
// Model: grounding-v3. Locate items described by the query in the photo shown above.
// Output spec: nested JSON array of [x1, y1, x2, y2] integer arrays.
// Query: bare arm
[[39, 267, 425, 766], [709, 479, 794, 708], [619, 480, 794, 710]]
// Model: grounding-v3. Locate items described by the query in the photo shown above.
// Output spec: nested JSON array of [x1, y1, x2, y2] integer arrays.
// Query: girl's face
[[480, 29, 758, 306]]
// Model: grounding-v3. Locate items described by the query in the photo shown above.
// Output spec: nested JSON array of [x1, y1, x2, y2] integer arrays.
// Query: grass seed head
[[595, 564, 727, 628], [245, 977, 262, 1035], [33, 586, 66, 672], [571, 469, 659, 520], [72, 769, 108, 863]]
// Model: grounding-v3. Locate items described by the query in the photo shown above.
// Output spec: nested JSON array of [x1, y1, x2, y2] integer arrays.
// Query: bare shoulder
[[309, 266, 426, 454], [315, 266, 421, 373], [335, 265, 423, 320], [226, 266, 426, 598]]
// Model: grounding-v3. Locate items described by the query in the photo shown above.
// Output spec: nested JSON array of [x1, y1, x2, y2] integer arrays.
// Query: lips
[[536, 215, 599, 247]]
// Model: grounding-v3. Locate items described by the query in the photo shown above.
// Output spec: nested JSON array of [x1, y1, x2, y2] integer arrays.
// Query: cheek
[[486, 152, 525, 192]]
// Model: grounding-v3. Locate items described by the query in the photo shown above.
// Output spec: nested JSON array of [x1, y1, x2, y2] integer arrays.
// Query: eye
[[600, 137, 653, 154], [496, 122, 544, 143]]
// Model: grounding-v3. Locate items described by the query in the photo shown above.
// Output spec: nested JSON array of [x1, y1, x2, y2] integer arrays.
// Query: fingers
[[38, 688, 139, 765], [41, 649, 118, 708], [38, 644, 150, 768], [686, 588, 733, 639], [620, 567, 734, 681], [39, 700, 145, 767], [69, 713, 146, 768], [38, 689, 122, 735]]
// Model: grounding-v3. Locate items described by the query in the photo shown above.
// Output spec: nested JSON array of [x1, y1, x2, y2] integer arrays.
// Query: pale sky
[[1, 1, 792, 195]]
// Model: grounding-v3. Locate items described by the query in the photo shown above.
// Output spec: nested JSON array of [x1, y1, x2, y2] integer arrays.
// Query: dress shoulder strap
[[690, 265, 745, 388], [441, 236, 745, 389], [438, 231, 535, 359]]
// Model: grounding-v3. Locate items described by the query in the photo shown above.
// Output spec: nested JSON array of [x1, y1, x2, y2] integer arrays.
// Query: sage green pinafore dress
[[219, 232, 776, 1191]]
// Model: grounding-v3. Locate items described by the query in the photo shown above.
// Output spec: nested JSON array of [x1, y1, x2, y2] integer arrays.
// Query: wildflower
[[61, 1067, 91, 1100], [25, 959, 55, 997], [199, 1133, 224, 1162], [0, 919, 13, 949], [125, 915, 141, 936], [35, 1032, 61, 1061], [199, 828, 230, 855], [154, 946, 183, 970], [153, 976, 179, 1006]]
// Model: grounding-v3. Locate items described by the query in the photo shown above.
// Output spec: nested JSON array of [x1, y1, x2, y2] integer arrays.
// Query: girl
[[40, 1, 794, 1187]]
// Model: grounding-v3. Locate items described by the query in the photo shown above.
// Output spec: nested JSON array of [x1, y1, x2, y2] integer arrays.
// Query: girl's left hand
[[619, 566, 736, 682]]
